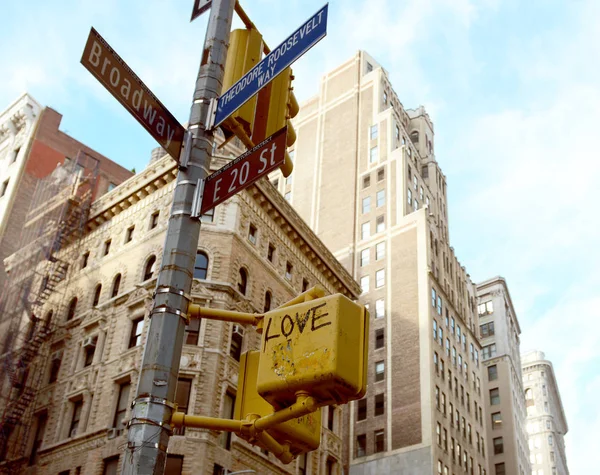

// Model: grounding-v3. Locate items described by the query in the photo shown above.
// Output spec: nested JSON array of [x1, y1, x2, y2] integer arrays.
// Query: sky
[[1, 0, 598, 472]]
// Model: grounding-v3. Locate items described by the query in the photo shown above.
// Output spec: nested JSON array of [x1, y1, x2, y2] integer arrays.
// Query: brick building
[[271, 51, 491, 474], [0, 135, 359, 474]]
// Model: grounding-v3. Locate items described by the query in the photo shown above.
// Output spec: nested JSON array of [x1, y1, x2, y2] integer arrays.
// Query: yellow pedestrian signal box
[[234, 351, 321, 456], [257, 294, 369, 409]]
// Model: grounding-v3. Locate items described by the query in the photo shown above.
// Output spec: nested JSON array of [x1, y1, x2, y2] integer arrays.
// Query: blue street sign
[[214, 3, 328, 128]]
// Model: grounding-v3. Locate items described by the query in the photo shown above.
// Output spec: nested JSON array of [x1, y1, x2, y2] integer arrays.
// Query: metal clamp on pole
[[205, 97, 218, 130], [179, 130, 194, 170], [191, 178, 205, 220]]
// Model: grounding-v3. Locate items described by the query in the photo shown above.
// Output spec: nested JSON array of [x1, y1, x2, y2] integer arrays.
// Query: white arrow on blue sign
[[214, 3, 328, 128]]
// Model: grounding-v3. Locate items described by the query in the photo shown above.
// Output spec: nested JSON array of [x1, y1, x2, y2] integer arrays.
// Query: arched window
[[66, 297, 78, 321], [92, 284, 102, 307], [143, 255, 157, 281], [194, 252, 209, 279], [237, 268, 248, 295], [410, 130, 419, 143], [264, 291, 272, 313], [111, 274, 122, 298]]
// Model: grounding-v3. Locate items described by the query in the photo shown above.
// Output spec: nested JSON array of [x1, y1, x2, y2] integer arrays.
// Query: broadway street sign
[[81, 28, 186, 161], [214, 3, 328, 128], [201, 126, 287, 214]]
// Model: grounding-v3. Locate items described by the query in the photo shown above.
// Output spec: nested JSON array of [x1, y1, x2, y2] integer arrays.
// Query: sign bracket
[[179, 130, 194, 170], [190, 178, 205, 220], [206, 97, 218, 131]]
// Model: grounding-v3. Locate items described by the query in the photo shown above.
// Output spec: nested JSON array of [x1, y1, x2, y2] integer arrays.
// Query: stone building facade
[[272, 51, 490, 474], [522, 351, 569, 475], [0, 139, 359, 474], [476, 277, 530, 475]]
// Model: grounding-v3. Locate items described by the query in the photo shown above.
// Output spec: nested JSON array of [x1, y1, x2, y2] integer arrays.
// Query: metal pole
[[121, 0, 235, 473]]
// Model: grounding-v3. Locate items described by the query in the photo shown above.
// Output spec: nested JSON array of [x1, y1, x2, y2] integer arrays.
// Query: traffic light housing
[[253, 67, 297, 177], [257, 294, 369, 409], [234, 350, 321, 456], [221, 28, 263, 138]]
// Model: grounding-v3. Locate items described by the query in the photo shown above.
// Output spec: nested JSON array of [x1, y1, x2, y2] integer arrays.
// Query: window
[[478, 300, 493, 316], [377, 168, 385, 182], [482, 344, 496, 359], [103, 456, 119, 475], [357, 399, 367, 421], [490, 388, 500, 405], [375, 269, 385, 288], [413, 175, 418, 190], [230, 324, 243, 361], [360, 276, 369, 293], [284, 261, 293, 281], [165, 455, 184, 475], [92, 284, 102, 307], [395, 124, 400, 140], [382, 90, 388, 104], [361, 222, 370, 240], [493, 437, 504, 455], [366, 62, 373, 73], [488, 365, 498, 381], [362, 196, 371, 214], [201, 207, 214, 223], [81, 252, 89, 269], [48, 350, 62, 383], [150, 211, 159, 229], [0, 179, 9, 197], [125, 226, 135, 243], [284, 191, 291, 201], [143, 255, 157, 281], [185, 318, 200, 345], [363, 175, 371, 188], [413, 199, 418, 211], [376, 215, 385, 233], [298, 454, 308, 475], [248, 224, 257, 244], [194, 251, 208, 279], [376, 189, 385, 207], [264, 291, 272, 313], [375, 329, 384, 349], [375, 394, 384, 416], [376, 241, 385, 260], [360, 248, 370, 266], [238, 268, 248, 294], [327, 406, 335, 431], [111, 274, 121, 298], [420, 186, 424, 201], [66, 297, 78, 321], [113, 382, 131, 433], [480, 322, 495, 338], [437, 296, 442, 315], [407, 188, 412, 205], [375, 429, 385, 452], [450, 317, 455, 334], [69, 400, 83, 437], [173, 378, 192, 435], [83, 336, 97, 367], [103, 239, 112, 256], [301, 278, 310, 293], [220, 392, 236, 449], [375, 299, 384, 318], [28, 413, 47, 465], [436, 422, 442, 444], [356, 434, 366, 457], [129, 317, 144, 348], [369, 146, 378, 164], [548, 434, 553, 446], [492, 412, 502, 429], [267, 243, 275, 262], [452, 347, 456, 366], [433, 319, 438, 340], [375, 360, 385, 381], [370, 124, 378, 139]]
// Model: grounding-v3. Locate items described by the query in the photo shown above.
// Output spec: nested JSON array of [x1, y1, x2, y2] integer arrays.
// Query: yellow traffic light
[[221, 28, 263, 138], [257, 294, 369, 409], [235, 351, 321, 457], [253, 67, 297, 177]]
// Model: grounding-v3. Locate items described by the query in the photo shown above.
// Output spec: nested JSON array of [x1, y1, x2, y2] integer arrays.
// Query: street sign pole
[[121, 0, 235, 473]]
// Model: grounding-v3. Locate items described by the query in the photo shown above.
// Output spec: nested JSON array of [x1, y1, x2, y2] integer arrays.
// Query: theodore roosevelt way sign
[[81, 28, 186, 161], [214, 4, 328, 128]]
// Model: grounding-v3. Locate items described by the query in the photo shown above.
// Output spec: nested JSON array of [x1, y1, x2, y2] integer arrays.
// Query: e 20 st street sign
[[200, 127, 287, 215], [81, 28, 186, 161], [214, 3, 328, 127]]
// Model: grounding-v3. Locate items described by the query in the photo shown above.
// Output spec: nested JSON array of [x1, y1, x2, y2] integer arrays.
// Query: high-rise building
[[274, 51, 490, 474], [476, 277, 530, 475], [0, 133, 358, 474], [522, 351, 569, 475]]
